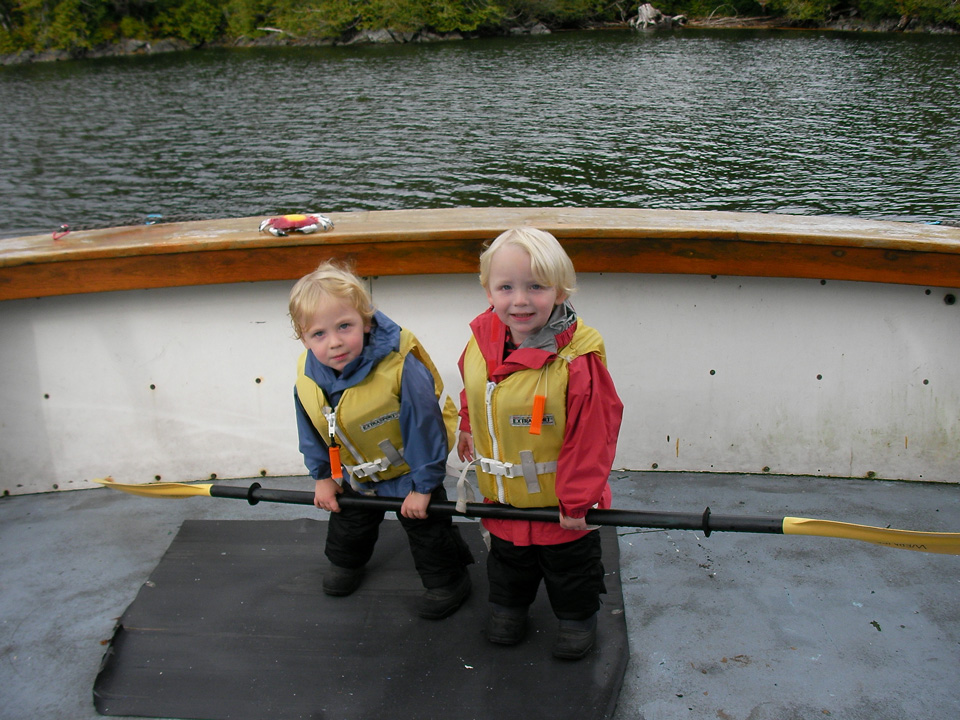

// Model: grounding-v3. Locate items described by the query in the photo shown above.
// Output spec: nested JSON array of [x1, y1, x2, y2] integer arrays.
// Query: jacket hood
[[517, 300, 578, 352]]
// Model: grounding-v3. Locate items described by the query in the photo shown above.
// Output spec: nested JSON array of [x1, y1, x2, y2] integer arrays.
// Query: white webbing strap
[[479, 457, 557, 480], [346, 457, 392, 479], [518, 450, 541, 494], [454, 460, 491, 551], [455, 460, 479, 513], [378, 439, 405, 466], [345, 440, 406, 480]]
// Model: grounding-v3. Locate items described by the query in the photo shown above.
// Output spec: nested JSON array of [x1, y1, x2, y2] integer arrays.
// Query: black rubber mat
[[94, 519, 627, 720]]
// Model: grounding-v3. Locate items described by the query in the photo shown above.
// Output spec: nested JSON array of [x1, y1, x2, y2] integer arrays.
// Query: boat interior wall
[[2, 270, 958, 496], [1, 282, 307, 496], [2, 209, 960, 301]]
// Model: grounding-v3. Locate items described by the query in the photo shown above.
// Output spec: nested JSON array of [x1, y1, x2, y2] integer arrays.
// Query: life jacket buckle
[[349, 457, 392, 479], [479, 457, 515, 477]]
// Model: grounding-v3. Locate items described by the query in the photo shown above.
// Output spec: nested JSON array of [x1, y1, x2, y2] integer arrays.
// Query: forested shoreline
[[2, 0, 958, 64]]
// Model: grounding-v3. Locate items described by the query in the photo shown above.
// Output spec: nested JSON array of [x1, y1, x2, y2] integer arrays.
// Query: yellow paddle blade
[[92, 477, 214, 499], [783, 517, 960, 555]]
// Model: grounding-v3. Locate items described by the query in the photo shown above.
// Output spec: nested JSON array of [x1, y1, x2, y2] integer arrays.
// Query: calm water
[[2, 29, 959, 238]]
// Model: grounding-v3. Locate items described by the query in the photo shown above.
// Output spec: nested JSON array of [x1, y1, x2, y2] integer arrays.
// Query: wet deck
[[2, 470, 958, 720]]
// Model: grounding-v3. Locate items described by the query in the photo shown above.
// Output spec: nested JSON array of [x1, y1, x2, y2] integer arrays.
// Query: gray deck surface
[[2, 471, 958, 720]]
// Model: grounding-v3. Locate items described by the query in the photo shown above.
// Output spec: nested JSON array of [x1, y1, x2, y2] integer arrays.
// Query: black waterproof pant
[[324, 484, 474, 589], [487, 530, 605, 621]]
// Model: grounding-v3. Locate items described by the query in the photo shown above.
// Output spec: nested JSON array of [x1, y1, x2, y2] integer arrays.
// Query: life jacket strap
[[378, 439, 406, 466], [345, 439, 407, 480], [454, 460, 491, 551], [479, 456, 557, 483], [346, 457, 392, 479], [455, 460, 479, 513]]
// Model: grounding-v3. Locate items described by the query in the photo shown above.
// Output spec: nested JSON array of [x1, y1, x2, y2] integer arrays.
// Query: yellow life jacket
[[463, 320, 606, 508], [297, 329, 457, 484]]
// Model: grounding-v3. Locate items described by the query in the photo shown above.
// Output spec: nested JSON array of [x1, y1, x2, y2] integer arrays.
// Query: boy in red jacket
[[457, 227, 623, 659]]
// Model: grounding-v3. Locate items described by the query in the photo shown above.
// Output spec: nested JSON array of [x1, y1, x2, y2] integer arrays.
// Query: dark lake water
[[2, 29, 959, 238]]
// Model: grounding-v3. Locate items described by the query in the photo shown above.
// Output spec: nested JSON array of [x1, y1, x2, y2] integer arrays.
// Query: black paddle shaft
[[208, 483, 784, 536]]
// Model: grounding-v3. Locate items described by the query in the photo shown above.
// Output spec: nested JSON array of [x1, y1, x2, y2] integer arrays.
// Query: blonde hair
[[289, 261, 375, 340], [479, 227, 577, 299]]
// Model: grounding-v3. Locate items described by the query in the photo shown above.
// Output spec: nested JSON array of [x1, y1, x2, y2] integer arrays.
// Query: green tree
[[48, 0, 91, 48], [268, 0, 360, 38], [358, 0, 506, 32], [0, 0, 22, 51], [224, 0, 273, 37], [895, 0, 960, 22], [1, 0, 958, 56], [768, 0, 835, 22], [506, 0, 609, 25], [157, 0, 226, 44], [427, 0, 506, 32]]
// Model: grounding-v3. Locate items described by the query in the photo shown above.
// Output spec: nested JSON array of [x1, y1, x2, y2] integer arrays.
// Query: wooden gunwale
[[2, 208, 959, 300]]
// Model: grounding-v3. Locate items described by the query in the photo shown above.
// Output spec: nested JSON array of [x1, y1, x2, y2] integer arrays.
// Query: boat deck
[[2, 470, 957, 720]]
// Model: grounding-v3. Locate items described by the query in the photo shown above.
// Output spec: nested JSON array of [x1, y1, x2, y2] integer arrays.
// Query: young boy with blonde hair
[[290, 261, 473, 619], [457, 227, 623, 659]]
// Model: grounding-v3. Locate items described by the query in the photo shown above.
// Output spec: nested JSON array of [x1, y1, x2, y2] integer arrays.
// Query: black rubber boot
[[322, 564, 364, 597], [485, 603, 529, 645], [552, 613, 597, 660], [418, 573, 472, 619]]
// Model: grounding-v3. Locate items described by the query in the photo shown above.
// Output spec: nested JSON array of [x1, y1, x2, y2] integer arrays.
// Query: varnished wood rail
[[2, 208, 959, 300]]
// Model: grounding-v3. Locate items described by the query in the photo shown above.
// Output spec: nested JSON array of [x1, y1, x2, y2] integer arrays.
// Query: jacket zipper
[[484, 380, 505, 503]]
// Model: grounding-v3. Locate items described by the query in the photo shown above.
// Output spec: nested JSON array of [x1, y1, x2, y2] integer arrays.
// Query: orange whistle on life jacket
[[329, 444, 342, 481], [529, 394, 546, 435]]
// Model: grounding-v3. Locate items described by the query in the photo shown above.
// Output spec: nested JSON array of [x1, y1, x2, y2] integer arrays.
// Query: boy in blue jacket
[[289, 261, 473, 619]]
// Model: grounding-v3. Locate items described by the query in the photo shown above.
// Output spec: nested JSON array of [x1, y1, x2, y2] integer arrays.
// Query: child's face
[[485, 244, 565, 345], [300, 294, 370, 373]]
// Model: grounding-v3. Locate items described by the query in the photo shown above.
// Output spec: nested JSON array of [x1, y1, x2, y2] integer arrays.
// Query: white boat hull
[[3, 270, 957, 495]]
